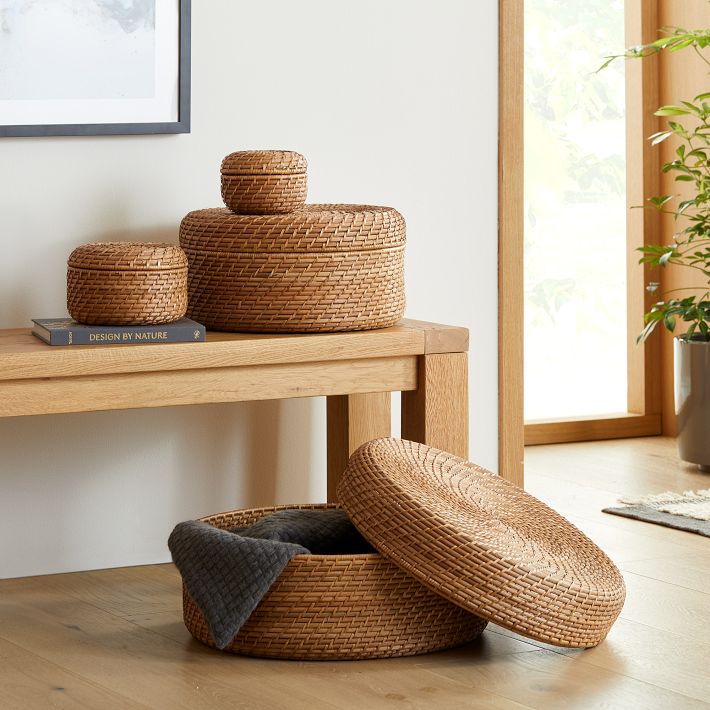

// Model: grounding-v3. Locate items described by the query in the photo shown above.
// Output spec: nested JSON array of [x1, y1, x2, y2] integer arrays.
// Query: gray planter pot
[[675, 337, 710, 472]]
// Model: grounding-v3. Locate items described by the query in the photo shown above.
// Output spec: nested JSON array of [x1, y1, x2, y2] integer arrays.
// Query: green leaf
[[680, 100, 702, 114], [655, 106, 690, 116], [596, 56, 618, 72], [669, 38, 696, 52], [668, 122, 690, 138], [637, 320, 659, 345], [648, 195, 674, 208], [678, 199, 697, 215], [651, 37, 674, 48], [650, 130, 673, 145]]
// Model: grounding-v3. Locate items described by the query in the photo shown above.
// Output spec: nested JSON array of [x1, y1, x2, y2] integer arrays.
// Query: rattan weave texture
[[338, 439, 626, 649], [180, 206, 406, 332], [220, 151, 308, 214], [67, 242, 188, 326], [221, 173, 307, 215], [221, 150, 308, 175], [181, 504, 487, 660], [179, 206, 406, 252]]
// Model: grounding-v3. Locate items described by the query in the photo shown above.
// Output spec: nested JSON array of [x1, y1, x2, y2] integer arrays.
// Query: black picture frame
[[0, 0, 191, 138]]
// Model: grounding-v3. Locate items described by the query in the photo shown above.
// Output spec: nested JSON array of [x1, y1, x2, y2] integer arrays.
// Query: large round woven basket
[[180, 206, 406, 333], [338, 439, 626, 649], [67, 242, 188, 326], [181, 504, 487, 660], [221, 150, 307, 215]]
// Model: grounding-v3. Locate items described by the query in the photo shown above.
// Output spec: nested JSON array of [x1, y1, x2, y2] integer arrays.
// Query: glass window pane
[[524, 0, 628, 421]]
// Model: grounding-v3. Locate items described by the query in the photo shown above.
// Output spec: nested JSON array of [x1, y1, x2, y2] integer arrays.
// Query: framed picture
[[0, 0, 190, 137]]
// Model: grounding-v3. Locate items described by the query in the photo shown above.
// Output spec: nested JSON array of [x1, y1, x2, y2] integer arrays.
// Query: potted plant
[[603, 27, 710, 471]]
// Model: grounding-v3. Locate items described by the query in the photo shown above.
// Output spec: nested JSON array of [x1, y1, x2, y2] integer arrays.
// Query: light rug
[[603, 489, 710, 537]]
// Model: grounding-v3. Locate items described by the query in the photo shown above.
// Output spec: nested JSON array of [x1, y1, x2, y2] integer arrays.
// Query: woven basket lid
[[337, 438, 626, 648], [68, 243, 188, 271], [179, 206, 406, 253], [221, 150, 307, 176]]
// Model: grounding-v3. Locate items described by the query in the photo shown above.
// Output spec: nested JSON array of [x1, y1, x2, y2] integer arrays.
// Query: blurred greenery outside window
[[524, 0, 628, 421]]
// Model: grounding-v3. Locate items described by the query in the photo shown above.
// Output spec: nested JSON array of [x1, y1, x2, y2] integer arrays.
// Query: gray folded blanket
[[168, 509, 374, 649]]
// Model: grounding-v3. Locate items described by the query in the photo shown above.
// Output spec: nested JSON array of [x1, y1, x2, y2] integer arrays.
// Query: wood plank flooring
[[1, 436, 708, 709]]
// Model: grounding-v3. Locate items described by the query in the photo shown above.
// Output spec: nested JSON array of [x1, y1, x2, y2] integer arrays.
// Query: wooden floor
[[1, 436, 709, 710]]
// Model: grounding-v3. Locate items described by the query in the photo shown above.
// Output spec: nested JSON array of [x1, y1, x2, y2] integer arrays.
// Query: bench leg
[[401, 352, 468, 459], [326, 392, 391, 502]]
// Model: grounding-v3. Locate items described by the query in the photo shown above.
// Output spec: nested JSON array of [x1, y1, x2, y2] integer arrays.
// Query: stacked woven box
[[179, 151, 406, 333]]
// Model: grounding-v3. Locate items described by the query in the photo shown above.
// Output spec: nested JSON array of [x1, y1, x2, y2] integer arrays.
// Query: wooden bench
[[0, 319, 474, 499]]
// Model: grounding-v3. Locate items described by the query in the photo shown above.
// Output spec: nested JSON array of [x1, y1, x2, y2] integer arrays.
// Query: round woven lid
[[68, 243, 188, 271], [179, 206, 406, 253], [221, 150, 307, 176], [337, 439, 626, 648]]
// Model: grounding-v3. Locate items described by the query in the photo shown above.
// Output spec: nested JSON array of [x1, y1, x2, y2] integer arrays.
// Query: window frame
[[498, 0, 662, 479]]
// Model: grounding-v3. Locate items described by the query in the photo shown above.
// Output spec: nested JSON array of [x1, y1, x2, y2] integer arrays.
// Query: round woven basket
[[182, 504, 487, 660], [67, 242, 188, 326], [338, 439, 626, 649], [180, 206, 406, 333], [221, 150, 307, 214]]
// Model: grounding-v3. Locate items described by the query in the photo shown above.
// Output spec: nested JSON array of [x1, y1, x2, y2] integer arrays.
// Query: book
[[31, 317, 206, 346]]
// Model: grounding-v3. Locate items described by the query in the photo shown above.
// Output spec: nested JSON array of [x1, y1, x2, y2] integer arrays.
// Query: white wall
[[0, 0, 498, 578]]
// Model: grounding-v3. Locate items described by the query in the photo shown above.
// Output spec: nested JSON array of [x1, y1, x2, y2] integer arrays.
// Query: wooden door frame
[[498, 0, 524, 487], [498, 0, 662, 485]]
